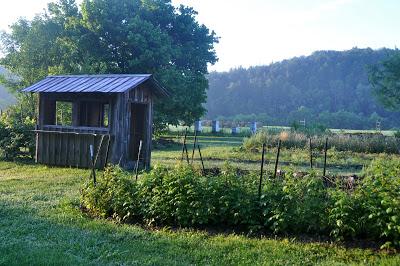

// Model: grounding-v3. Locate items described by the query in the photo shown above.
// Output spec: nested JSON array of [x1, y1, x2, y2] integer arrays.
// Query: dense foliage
[[0, 104, 35, 159], [0, 85, 13, 110], [82, 164, 259, 227], [207, 48, 400, 129], [81, 160, 400, 249], [0, 0, 218, 129], [0, 67, 15, 109], [369, 51, 400, 111], [243, 130, 400, 154]]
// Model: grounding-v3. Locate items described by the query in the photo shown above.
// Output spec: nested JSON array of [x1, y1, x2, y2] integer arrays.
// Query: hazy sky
[[0, 0, 399, 71]]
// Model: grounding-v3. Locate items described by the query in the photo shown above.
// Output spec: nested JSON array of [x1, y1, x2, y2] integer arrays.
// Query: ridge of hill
[[206, 48, 400, 129]]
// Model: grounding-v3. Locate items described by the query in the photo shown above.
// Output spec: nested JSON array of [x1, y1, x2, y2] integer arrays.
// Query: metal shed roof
[[22, 74, 169, 96]]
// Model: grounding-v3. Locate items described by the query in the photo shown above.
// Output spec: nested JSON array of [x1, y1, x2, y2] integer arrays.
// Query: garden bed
[[81, 158, 400, 250]]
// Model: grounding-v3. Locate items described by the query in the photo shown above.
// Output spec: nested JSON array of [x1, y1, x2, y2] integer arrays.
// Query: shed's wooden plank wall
[[36, 130, 112, 169]]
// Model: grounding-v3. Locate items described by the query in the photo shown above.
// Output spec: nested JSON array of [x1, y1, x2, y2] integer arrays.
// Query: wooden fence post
[[89, 144, 96, 185], [309, 138, 313, 169], [135, 140, 143, 181], [94, 135, 105, 168], [184, 143, 190, 164], [273, 140, 282, 179], [103, 134, 111, 169], [181, 128, 188, 162], [197, 145, 205, 175], [258, 143, 266, 200], [191, 129, 198, 164], [323, 138, 328, 176]]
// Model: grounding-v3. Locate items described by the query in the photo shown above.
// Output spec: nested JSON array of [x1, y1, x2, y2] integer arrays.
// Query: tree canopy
[[0, 0, 218, 128], [369, 51, 400, 111], [207, 48, 400, 130]]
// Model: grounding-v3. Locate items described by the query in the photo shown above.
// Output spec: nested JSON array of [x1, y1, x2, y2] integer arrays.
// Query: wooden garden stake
[[258, 143, 266, 200], [323, 137, 328, 176], [181, 128, 188, 162], [309, 138, 313, 169], [197, 144, 205, 175], [191, 129, 198, 164], [135, 140, 143, 181], [89, 144, 96, 185], [273, 140, 282, 179], [184, 143, 190, 164], [103, 134, 111, 169], [94, 135, 105, 167]]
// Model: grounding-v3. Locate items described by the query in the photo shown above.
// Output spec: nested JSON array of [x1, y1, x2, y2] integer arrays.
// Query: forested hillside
[[0, 66, 15, 110], [207, 48, 400, 129]]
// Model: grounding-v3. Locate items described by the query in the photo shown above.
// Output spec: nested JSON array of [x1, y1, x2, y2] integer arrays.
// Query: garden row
[[81, 158, 400, 250], [244, 130, 400, 154]]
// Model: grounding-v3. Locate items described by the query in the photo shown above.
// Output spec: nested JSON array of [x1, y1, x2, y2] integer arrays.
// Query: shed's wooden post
[[72, 100, 80, 127], [145, 99, 153, 169], [38, 93, 44, 126], [111, 94, 125, 166]]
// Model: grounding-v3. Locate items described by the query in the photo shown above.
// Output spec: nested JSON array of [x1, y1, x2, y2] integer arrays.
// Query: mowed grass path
[[0, 161, 399, 265]]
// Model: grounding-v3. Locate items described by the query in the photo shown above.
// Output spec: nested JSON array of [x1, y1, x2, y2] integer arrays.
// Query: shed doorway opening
[[129, 103, 147, 162]]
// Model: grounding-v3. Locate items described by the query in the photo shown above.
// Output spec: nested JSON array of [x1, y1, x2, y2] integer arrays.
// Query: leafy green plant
[[81, 166, 140, 223], [212, 163, 259, 226], [81, 159, 400, 249], [0, 110, 35, 160], [138, 164, 211, 227], [328, 158, 400, 249], [328, 189, 363, 241], [261, 172, 330, 234], [359, 159, 400, 249]]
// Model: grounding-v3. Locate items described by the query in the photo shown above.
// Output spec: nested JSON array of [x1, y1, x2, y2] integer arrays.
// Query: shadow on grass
[[0, 201, 201, 265]]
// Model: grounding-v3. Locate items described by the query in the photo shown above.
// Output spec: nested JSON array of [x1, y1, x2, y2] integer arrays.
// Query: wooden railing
[[40, 125, 110, 134]]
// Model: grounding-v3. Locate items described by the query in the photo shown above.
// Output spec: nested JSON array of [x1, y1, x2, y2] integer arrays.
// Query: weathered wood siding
[[35, 81, 155, 169], [36, 126, 112, 169], [110, 83, 154, 169]]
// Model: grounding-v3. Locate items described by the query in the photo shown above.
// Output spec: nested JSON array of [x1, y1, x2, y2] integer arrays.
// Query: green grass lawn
[[1, 161, 400, 265]]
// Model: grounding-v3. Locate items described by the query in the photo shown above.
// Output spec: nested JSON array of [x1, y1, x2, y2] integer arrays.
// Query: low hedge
[[81, 159, 400, 249]]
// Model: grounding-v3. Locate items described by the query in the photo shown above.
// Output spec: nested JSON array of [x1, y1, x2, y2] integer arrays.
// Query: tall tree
[[369, 51, 400, 111], [0, 0, 218, 128]]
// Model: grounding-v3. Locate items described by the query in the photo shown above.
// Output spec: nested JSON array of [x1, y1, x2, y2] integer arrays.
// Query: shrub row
[[0, 114, 35, 159], [243, 130, 400, 154], [81, 164, 259, 227], [81, 159, 400, 249]]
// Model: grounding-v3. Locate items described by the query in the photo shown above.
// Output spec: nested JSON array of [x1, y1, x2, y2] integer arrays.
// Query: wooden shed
[[22, 74, 169, 169]]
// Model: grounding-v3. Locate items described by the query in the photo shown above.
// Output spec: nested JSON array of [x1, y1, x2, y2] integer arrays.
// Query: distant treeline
[[0, 66, 15, 110], [0, 86, 15, 110], [206, 48, 400, 129]]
